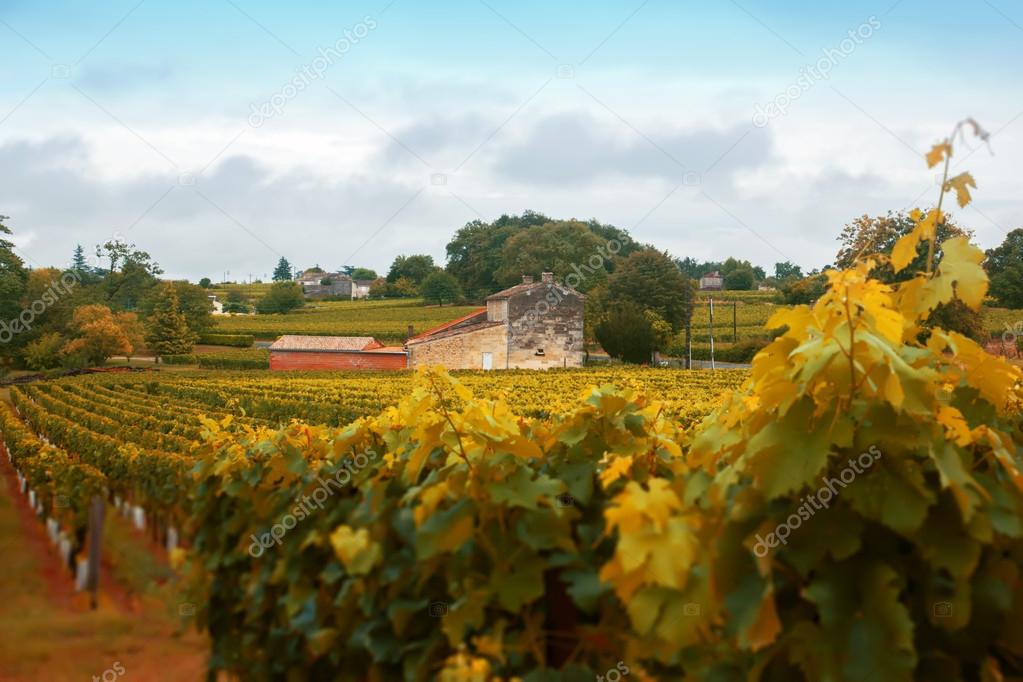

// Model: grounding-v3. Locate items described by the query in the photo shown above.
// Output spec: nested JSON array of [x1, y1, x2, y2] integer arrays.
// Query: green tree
[[985, 228, 1023, 308], [144, 283, 197, 360], [774, 261, 803, 280], [256, 281, 305, 314], [386, 255, 437, 285], [71, 244, 88, 272], [199, 277, 212, 288], [350, 267, 378, 280], [139, 282, 213, 335], [419, 271, 462, 305], [23, 332, 64, 370], [0, 215, 29, 361], [723, 267, 755, 291], [607, 249, 694, 333], [494, 221, 610, 291], [595, 301, 657, 364], [272, 257, 293, 282]]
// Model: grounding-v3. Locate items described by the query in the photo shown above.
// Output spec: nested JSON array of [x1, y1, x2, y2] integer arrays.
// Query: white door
[[481, 352, 493, 370]]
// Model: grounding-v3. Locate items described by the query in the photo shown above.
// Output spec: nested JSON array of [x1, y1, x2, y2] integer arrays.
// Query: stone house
[[699, 271, 724, 291], [406, 272, 584, 370]]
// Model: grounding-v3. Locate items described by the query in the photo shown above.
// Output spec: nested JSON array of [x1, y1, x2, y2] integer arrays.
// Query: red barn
[[269, 335, 407, 371]]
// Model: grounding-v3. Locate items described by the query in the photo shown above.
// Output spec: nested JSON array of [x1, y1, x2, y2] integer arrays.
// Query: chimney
[[522, 275, 534, 284], [541, 272, 554, 284]]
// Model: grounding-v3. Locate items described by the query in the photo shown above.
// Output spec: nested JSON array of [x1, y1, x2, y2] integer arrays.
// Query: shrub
[[197, 333, 254, 348], [161, 354, 196, 365]]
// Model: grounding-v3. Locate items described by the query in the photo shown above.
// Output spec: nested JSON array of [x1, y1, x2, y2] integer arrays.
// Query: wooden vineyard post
[[709, 297, 715, 370], [87, 495, 104, 610], [733, 300, 737, 343], [685, 316, 692, 369]]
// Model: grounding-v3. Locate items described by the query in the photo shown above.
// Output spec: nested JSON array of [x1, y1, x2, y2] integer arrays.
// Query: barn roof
[[269, 335, 379, 352], [486, 278, 585, 301], [405, 320, 503, 345], [406, 308, 487, 343]]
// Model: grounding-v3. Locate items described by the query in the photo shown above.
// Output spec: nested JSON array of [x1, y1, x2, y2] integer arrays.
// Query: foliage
[[595, 301, 657, 363], [446, 212, 639, 296], [0, 215, 29, 348], [723, 266, 755, 291], [607, 249, 694, 333], [386, 254, 437, 285], [145, 283, 198, 359], [985, 228, 1023, 309], [195, 348, 268, 369], [199, 277, 212, 288], [350, 267, 378, 281], [834, 211, 971, 277], [774, 261, 803, 280], [273, 257, 293, 282], [255, 282, 305, 315], [95, 239, 162, 276], [780, 273, 827, 305], [419, 270, 463, 305], [197, 333, 254, 348], [61, 305, 132, 365], [23, 332, 64, 370], [493, 221, 610, 292], [140, 281, 214, 335]]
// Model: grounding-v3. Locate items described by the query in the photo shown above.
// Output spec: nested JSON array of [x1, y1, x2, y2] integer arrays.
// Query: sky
[[1, 0, 1021, 282]]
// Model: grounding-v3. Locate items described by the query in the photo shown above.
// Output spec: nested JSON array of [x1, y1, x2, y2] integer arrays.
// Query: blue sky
[[2, 0, 1021, 280]]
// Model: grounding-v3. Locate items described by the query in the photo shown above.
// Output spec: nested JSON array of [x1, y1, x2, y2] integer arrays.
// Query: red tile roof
[[406, 308, 487, 343]]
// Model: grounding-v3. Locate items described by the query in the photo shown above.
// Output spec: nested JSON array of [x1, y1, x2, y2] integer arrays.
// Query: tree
[[320, 277, 334, 286], [386, 255, 437, 285], [834, 211, 971, 279], [0, 214, 28, 337], [445, 211, 639, 296], [95, 239, 162, 276], [607, 249, 694, 333], [419, 271, 462, 305], [833, 212, 982, 338], [723, 267, 755, 291], [985, 228, 1023, 308], [256, 282, 305, 314], [71, 244, 89, 272], [774, 261, 803, 280], [115, 311, 145, 363], [23, 332, 64, 370], [199, 277, 212, 288], [350, 267, 378, 280], [61, 304, 132, 366], [144, 284, 197, 360], [139, 282, 213, 335], [676, 257, 724, 280], [595, 301, 657, 364], [493, 221, 610, 292], [272, 257, 293, 282]]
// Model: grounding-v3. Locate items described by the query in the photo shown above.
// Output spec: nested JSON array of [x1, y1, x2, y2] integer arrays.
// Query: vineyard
[[211, 299, 481, 341]]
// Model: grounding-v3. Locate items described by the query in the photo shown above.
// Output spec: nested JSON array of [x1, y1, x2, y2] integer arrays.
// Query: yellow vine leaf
[[926, 141, 951, 168], [936, 237, 988, 308], [892, 209, 940, 273], [945, 172, 976, 208]]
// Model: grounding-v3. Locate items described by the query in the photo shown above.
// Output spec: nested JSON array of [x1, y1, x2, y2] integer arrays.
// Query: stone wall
[[270, 350, 407, 371], [505, 285, 585, 369], [408, 324, 508, 370]]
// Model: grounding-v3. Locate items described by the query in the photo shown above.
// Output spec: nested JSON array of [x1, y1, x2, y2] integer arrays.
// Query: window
[[535, 348, 545, 356]]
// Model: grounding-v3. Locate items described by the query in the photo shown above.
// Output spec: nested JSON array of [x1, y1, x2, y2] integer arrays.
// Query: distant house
[[352, 279, 374, 299], [699, 271, 724, 291], [406, 272, 584, 370], [208, 295, 224, 315], [269, 335, 406, 371]]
